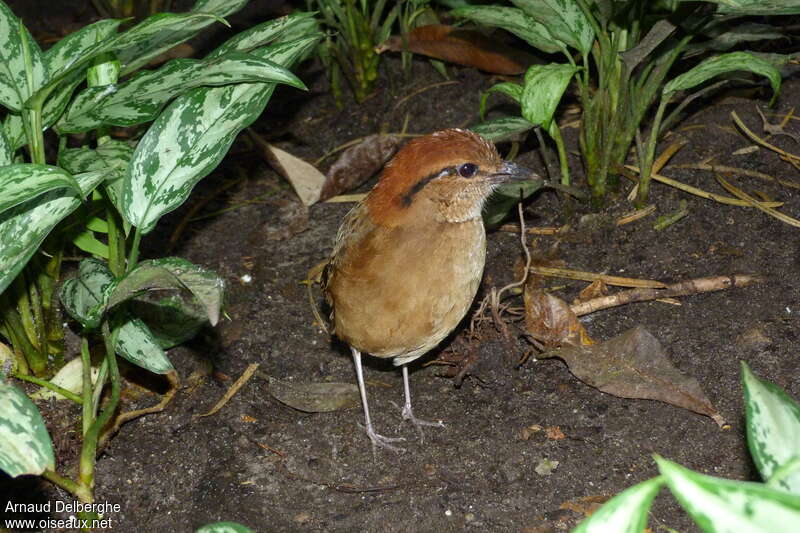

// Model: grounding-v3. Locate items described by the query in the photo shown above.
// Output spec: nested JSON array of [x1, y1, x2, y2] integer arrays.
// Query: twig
[[497, 224, 570, 235], [98, 370, 180, 450], [571, 275, 764, 316], [196, 363, 259, 418], [324, 193, 366, 203], [616, 205, 656, 226], [715, 174, 800, 228], [731, 110, 800, 163], [393, 80, 459, 111], [528, 266, 666, 288]]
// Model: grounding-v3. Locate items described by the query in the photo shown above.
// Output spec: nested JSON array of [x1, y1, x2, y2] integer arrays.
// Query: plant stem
[[11, 371, 82, 404], [43, 469, 91, 502], [77, 321, 121, 499], [548, 124, 570, 186], [636, 95, 670, 206], [126, 227, 142, 275], [19, 19, 47, 165], [81, 336, 94, 435], [104, 192, 125, 278]]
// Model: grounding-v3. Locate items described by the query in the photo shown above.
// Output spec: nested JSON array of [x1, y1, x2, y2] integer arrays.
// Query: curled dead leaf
[[248, 130, 325, 206], [524, 281, 594, 347], [320, 134, 400, 201], [378, 25, 535, 75], [268, 378, 360, 413]]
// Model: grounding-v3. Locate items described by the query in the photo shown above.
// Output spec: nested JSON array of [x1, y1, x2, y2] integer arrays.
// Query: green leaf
[[59, 140, 134, 214], [452, 6, 564, 55], [0, 1, 47, 112], [191, 0, 248, 17], [115, 317, 174, 374], [742, 361, 800, 494], [0, 170, 105, 295], [195, 522, 254, 533], [129, 293, 208, 349], [61, 52, 305, 133], [663, 51, 782, 105], [511, 0, 594, 55], [656, 455, 800, 532], [108, 257, 224, 326], [470, 116, 534, 142], [483, 178, 545, 227], [686, 23, 785, 57], [0, 164, 82, 216], [573, 477, 664, 533], [480, 82, 522, 118], [520, 63, 577, 131], [207, 11, 318, 59], [59, 257, 117, 330], [712, 0, 800, 15], [121, 35, 318, 233], [44, 19, 122, 78], [0, 125, 11, 165], [0, 380, 54, 477], [72, 229, 110, 258]]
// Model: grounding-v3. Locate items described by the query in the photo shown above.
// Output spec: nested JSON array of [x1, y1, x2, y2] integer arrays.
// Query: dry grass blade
[[624, 165, 784, 207], [672, 162, 800, 190], [498, 224, 570, 235], [325, 193, 367, 203], [652, 140, 686, 174], [197, 363, 259, 418], [731, 110, 800, 163], [616, 205, 656, 226], [529, 266, 666, 289], [393, 81, 459, 111], [716, 174, 800, 228]]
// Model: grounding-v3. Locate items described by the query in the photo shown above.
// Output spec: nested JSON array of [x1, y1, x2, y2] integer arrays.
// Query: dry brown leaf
[[319, 134, 400, 201], [576, 280, 609, 303], [249, 131, 325, 205], [545, 426, 566, 440], [524, 281, 594, 347], [377, 24, 535, 75], [268, 378, 360, 413], [540, 326, 726, 427], [559, 494, 611, 518]]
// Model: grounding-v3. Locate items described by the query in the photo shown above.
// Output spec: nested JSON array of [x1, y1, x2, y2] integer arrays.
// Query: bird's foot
[[359, 422, 406, 453], [393, 402, 445, 442]]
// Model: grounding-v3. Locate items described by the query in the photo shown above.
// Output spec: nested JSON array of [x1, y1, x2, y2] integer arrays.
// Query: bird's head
[[366, 129, 532, 225]]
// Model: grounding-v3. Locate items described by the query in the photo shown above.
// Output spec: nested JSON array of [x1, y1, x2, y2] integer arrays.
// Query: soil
[[2, 2, 800, 533]]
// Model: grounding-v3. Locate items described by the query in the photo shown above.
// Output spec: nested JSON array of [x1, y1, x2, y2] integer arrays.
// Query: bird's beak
[[492, 161, 538, 184]]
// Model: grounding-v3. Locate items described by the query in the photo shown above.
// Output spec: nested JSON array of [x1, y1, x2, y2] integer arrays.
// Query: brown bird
[[323, 129, 534, 451]]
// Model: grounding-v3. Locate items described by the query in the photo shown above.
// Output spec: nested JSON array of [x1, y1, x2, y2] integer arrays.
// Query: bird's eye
[[458, 163, 478, 178]]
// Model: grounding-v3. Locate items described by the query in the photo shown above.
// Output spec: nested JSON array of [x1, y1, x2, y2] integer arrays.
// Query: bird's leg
[[351, 347, 405, 453], [400, 364, 445, 441]]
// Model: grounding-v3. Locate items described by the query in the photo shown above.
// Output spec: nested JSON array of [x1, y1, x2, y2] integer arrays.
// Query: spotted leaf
[[0, 1, 47, 112], [0, 380, 54, 477], [0, 164, 82, 216]]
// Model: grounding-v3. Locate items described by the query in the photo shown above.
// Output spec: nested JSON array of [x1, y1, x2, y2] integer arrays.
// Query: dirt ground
[[2, 2, 800, 532]]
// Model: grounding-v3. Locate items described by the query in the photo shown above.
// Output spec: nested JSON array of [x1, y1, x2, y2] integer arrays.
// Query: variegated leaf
[[108, 257, 224, 326], [713, 0, 800, 15], [59, 140, 134, 215], [207, 11, 317, 59], [61, 52, 304, 132], [122, 35, 318, 233], [116, 317, 174, 374], [196, 523, 254, 533], [663, 51, 782, 105], [59, 257, 117, 330], [26, 12, 224, 114], [521, 63, 577, 131], [44, 19, 122, 77], [742, 361, 800, 494], [0, 380, 54, 477], [480, 82, 523, 118], [129, 293, 207, 349], [0, 1, 47, 112], [511, 0, 594, 55], [452, 6, 564, 55], [470, 116, 534, 142], [117, 0, 249, 75], [656, 455, 800, 531], [0, 123, 10, 165], [0, 170, 105, 295], [0, 164, 81, 215], [573, 476, 664, 533]]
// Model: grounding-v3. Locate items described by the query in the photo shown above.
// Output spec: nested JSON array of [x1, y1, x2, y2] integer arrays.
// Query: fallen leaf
[[31, 358, 99, 401], [559, 494, 611, 518], [545, 426, 566, 440], [377, 24, 535, 75], [268, 378, 360, 413], [535, 458, 559, 476], [320, 134, 400, 201], [249, 130, 325, 206], [540, 326, 726, 427], [524, 281, 594, 347], [576, 279, 609, 303]]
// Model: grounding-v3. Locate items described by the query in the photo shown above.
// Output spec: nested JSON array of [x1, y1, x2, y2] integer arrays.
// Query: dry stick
[[325, 193, 366, 203], [616, 205, 656, 226], [731, 110, 800, 163], [571, 275, 763, 316], [197, 363, 259, 418], [623, 165, 784, 207], [716, 174, 800, 228], [497, 224, 570, 235], [671, 162, 800, 190], [392, 80, 460, 111], [528, 265, 666, 288], [491, 202, 532, 335], [98, 371, 180, 451]]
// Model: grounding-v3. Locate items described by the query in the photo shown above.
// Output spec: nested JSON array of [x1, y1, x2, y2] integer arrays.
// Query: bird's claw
[[359, 422, 406, 453]]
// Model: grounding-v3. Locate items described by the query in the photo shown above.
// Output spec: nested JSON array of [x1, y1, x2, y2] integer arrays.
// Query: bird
[[322, 128, 535, 451]]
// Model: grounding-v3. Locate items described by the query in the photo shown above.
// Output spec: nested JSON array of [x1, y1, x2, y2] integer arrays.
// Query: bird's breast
[[327, 218, 486, 363]]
